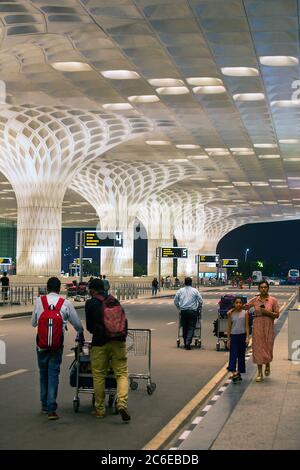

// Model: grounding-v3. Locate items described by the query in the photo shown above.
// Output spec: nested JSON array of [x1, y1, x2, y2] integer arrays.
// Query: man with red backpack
[[32, 277, 84, 420], [85, 278, 130, 421]]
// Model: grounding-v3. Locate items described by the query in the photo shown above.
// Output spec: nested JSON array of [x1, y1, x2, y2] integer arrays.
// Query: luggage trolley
[[213, 294, 247, 351], [176, 306, 202, 349], [127, 329, 156, 395], [70, 342, 117, 413]]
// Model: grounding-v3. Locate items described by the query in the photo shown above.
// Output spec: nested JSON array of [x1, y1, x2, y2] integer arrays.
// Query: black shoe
[[118, 407, 131, 422], [185, 345, 191, 350], [48, 412, 59, 420]]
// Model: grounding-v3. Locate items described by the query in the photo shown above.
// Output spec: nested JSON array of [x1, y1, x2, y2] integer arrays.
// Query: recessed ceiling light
[[233, 182, 251, 186], [269, 179, 286, 182], [167, 159, 189, 162], [283, 158, 300, 161], [254, 143, 277, 148], [258, 155, 281, 159], [271, 100, 300, 107], [279, 139, 300, 144], [251, 182, 269, 186], [148, 78, 184, 87], [186, 77, 223, 86], [156, 86, 189, 95], [51, 62, 92, 72], [221, 67, 259, 76], [232, 151, 255, 155], [101, 70, 140, 79], [193, 86, 226, 94], [102, 103, 133, 110], [187, 155, 209, 160], [211, 179, 229, 183], [145, 140, 171, 145], [259, 56, 298, 66], [176, 144, 200, 149], [233, 93, 265, 101], [230, 147, 253, 152], [128, 95, 159, 103]]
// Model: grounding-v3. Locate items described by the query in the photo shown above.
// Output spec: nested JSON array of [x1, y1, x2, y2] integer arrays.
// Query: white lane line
[[211, 395, 220, 401], [202, 405, 212, 412], [218, 386, 227, 392], [65, 353, 74, 357], [0, 369, 28, 380], [169, 447, 178, 450], [179, 430, 191, 440], [192, 416, 203, 425], [166, 322, 176, 325]]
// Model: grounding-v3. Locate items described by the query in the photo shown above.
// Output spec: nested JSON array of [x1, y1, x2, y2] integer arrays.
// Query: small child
[[227, 296, 250, 382]]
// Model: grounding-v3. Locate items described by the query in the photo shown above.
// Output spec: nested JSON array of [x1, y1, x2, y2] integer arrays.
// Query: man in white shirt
[[174, 277, 203, 350], [32, 276, 84, 420]]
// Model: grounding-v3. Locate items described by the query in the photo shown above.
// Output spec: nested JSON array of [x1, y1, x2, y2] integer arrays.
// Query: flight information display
[[161, 247, 188, 258], [84, 231, 123, 248], [197, 254, 219, 263], [0, 257, 12, 264], [222, 259, 238, 268]]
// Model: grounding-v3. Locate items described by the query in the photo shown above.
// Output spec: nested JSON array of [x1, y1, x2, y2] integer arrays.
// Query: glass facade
[[0, 219, 16, 273]]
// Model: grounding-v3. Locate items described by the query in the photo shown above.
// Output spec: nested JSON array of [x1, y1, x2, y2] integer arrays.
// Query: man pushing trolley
[[174, 277, 203, 350]]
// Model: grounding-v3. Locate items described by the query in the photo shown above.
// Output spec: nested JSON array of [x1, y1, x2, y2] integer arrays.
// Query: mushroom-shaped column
[[0, 105, 152, 275], [70, 160, 197, 276]]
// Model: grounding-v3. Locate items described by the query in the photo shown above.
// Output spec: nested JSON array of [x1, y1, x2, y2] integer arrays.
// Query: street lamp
[[245, 248, 250, 262]]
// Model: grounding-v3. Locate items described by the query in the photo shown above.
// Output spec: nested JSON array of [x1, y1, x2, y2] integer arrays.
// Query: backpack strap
[[55, 297, 65, 312], [41, 295, 49, 311], [94, 294, 104, 302]]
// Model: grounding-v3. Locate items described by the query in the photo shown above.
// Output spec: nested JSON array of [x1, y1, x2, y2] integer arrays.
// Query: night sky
[[61, 219, 299, 274]]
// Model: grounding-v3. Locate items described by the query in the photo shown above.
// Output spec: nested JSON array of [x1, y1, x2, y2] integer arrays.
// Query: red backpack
[[95, 294, 126, 339], [37, 296, 65, 350]]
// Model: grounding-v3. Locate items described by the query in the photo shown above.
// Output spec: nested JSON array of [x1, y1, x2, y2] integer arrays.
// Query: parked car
[[266, 277, 280, 286]]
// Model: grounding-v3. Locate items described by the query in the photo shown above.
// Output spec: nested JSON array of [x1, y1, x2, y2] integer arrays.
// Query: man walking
[[32, 277, 84, 420], [174, 277, 203, 350], [85, 278, 130, 421], [0, 271, 9, 300], [102, 275, 110, 293]]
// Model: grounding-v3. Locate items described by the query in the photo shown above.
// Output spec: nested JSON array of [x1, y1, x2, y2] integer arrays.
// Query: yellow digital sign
[[84, 231, 123, 248], [161, 247, 188, 258]]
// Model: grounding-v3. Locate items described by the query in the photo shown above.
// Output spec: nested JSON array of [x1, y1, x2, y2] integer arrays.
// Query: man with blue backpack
[[85, 278, 130, 421], [32, 277, 84, 420]]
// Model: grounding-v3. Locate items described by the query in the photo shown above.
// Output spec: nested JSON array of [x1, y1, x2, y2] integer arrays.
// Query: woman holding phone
[[246, 280, 280, 382]]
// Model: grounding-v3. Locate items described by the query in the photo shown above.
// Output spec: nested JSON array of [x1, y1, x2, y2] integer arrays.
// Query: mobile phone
[[260, 304, 264, 308]]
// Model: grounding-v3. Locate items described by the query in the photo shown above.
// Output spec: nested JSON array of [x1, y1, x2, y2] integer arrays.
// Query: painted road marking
[[192, 417, 203, 425], [166, 322, 176, 325], [0, 369, 28, 380], [179, 430, 191, 440], [66, 353, 74, 357]]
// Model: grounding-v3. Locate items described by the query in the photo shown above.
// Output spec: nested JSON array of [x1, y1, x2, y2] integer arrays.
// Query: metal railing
[[0, 286, 35, 306]]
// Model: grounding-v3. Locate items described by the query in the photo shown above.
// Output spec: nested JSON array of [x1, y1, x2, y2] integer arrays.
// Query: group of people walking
[[174, 278, 280, 382], [32, 276, 130, 422]]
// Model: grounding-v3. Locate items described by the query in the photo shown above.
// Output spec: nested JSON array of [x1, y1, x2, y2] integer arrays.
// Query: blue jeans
[[152, 287, 158, 296], [37, 348, 63, 412], [180, 310, 198, 347], [228, 334, 246, 373]]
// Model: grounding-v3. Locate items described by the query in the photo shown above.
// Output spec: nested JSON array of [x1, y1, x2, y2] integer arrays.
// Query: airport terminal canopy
[[0, 0, 300, 275]]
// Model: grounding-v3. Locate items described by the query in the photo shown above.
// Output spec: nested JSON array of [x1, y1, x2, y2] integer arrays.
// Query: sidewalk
[[178, 309, 300, 450]]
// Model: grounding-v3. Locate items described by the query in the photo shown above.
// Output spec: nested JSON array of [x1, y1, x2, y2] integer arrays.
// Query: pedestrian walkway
[[175, 308, 300, 450]]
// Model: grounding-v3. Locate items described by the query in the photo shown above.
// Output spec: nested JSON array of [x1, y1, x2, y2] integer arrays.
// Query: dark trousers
[[228, 333, 246, 373], [152, 287, 158, 296], [180, 310, 198, 347], [37, 347, 63, 412]]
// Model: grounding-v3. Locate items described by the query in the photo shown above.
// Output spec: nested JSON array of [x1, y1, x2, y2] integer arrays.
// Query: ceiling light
[[101, 70, 140, 79], [176, 144, 200, 149], [167, 159, 188, 162], [156, 86, 189, 95], [233, 182, 251, 186], [259, 56, 298, 66], [254, 143, 277, 148], [233, 93, 265, 101], [258, 154, 281, 159], [279, 139, 300, 144], [230, 147, 253, 152], [269, 179, 285, 182], [145, 140, 171, 145], [205, 148, 228, 152], [102, 103, 133, 110], [251, 182, 269, 186], [283, 158, 300, 162], [51, 62, 92, 72], [232, 151, 255, 155], [186, 77, 223, 86], [128, 95, 159, 103], [221, 67, 259, 76], [193, 86, 226, 94], [148, 78, 184, 87], [211, 180, 229, 183], [271, 185, 288, 188], [187, 155, 209, 160], [271, 100, 300, 107]]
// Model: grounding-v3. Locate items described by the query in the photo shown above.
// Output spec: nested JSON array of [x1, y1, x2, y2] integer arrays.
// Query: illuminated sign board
[[0, 257, 12, 264], [84, 231, 123, 248], [222, 259, 238, 268], [196, 254, 219, 263], [161, 247, 188, 258]]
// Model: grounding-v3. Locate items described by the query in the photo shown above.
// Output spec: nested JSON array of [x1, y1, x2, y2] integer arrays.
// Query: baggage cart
[[127, 329, 156, 395], [176, 306, 202, 349]]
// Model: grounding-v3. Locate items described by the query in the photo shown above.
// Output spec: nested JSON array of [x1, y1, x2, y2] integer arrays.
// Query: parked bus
[[287, 269, 300, 285]]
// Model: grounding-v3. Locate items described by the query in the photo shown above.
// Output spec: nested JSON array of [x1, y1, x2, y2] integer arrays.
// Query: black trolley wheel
[[108, 394, 115, 408], [176, 339, 180, 348], [216, 342, 221, 351], [92, 394, 95, 407], [198, 340, 202, 349], [147, 383, 156, 395], [130, 381, 138, 391], [73, 398, 80, 413]]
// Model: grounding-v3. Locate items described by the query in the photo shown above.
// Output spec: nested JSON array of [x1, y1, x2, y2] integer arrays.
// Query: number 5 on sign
[[182, 249, 187, 257], [291, 340, 300, 364]]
